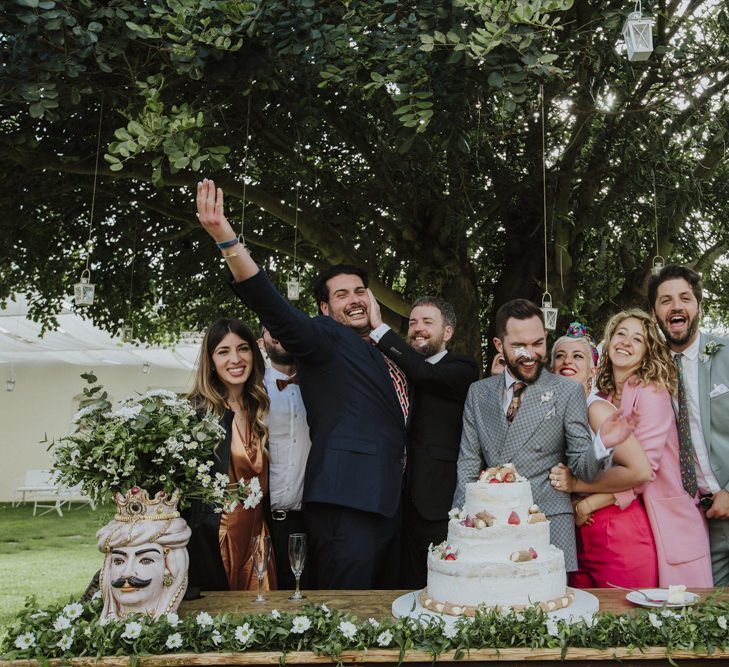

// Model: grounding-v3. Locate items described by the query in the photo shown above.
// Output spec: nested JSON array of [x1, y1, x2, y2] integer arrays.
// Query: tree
[[2, 0, 728, 360]]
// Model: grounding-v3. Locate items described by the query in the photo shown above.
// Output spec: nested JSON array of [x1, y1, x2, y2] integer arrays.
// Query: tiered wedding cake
[[421, 464, 573, 616]]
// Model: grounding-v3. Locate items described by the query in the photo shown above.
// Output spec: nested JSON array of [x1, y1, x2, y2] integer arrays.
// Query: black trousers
[[264, 507, 314, 591], [400, 495, 448, 590], [305, 502, 401, 589]]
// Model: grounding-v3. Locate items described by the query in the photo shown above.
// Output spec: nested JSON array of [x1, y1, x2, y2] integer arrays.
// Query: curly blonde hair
[[595, 308, 677, 397], [187, 318, 269, 451]]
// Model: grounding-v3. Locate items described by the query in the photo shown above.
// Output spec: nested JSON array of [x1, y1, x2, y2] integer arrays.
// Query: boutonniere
[[700, 341, 724, 363], [540, 391, 553, 404]]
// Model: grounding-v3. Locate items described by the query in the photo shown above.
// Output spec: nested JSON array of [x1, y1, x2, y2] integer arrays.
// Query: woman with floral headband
[[551, 311, 712, 587], [551, 322, 653, 587]]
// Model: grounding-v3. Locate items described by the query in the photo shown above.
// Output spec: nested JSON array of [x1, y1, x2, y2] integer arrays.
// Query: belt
[[270, 509, 303, 521]]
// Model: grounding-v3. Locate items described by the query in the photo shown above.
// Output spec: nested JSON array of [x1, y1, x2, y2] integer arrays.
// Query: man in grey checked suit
[[649, 265, 729, 585], [453, 299, 605, 571]]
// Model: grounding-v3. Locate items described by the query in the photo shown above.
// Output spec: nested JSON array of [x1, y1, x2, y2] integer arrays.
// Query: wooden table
[[6, 589, 729, 666]]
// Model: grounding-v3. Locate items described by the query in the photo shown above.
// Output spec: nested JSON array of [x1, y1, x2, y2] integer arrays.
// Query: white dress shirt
[[263, 366, 312, 511], [501, 369, 609, 460], [368, 323, 447, 365], [674, 336, 720, 494]]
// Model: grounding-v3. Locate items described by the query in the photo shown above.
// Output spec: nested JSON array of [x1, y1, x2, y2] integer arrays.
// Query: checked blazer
[[453, 369, 601, 571]]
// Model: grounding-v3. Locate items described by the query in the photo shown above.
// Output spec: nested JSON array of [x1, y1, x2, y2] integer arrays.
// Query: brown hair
[[595, 309, 677, 397], [646, 264, 703, 311], [493, 299, 544, 339], [187, 318, 270, 449]]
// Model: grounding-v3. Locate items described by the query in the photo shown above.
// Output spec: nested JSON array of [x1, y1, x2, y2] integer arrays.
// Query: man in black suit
[[369, 294, 480, 589], [195, 179, 408, 589]]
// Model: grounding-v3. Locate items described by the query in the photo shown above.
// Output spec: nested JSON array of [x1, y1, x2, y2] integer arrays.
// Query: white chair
[[57, 483, 96, 511], [13, 469, 64, 516]]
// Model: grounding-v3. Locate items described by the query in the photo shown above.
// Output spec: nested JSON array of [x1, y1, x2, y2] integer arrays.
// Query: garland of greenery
[[3, 594, 729, 662]]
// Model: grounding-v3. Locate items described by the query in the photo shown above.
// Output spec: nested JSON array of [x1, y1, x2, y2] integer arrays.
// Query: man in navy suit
[[195, 179, 408, 589]]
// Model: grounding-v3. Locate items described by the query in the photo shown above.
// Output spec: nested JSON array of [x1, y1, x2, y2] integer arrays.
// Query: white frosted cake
[[421, 464, 573, 616]]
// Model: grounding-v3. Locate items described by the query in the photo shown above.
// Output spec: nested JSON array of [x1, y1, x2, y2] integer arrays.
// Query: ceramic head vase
[[96, 488, 191, 620]]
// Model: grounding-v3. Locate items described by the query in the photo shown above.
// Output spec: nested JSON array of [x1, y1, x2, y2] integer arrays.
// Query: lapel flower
[[701, 340, 724, 363], [540, 391, 554, 403]]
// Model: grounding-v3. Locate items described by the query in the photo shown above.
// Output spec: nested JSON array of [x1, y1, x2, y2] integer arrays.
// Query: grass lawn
[[0, 503, 114, 626]]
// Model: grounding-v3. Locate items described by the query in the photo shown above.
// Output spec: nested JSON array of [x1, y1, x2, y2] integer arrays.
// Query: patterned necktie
[[382, 354, 410, 423], [674, 353, 698, 496], [506, 381, 526, 424]]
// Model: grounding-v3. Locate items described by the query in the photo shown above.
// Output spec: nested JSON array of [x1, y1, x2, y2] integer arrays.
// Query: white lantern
[[74, 269, 95, 306], [287, 276, 301, 301], [541, 294, 558, 331], [622, 8, 655, 62], [142, 362, 151, 375], [651, 255, 665, 276], [5, 377, 15, 392], [121, 323, 134, 343]]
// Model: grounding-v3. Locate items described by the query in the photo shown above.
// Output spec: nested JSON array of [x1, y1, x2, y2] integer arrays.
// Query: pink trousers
[[569, 497, 658, 589]]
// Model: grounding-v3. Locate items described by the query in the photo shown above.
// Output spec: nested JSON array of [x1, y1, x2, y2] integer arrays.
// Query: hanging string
[[652, 171, 659, 257], [540, 84, 549, 298], [126, 211, 140, 327], [240, 92, 253, 242], [293, 183, 300, 271], [84, 98, 104, 275]]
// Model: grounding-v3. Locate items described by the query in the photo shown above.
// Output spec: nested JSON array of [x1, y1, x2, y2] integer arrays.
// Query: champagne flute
[[250, 534, 271, 603], [288, 533, 307, 600]]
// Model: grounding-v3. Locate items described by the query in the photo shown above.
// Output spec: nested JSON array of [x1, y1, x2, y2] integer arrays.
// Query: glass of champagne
[[288, 533, 307, 600], [250, 534, 271, 603]]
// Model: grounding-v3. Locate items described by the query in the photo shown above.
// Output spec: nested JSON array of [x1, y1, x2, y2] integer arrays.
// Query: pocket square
[[545, 406, 556, 419], [710, 384, 729, 399]]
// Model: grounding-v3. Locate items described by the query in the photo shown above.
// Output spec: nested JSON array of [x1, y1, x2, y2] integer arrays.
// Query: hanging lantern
[[651, 255, 665, 276], [121, 323, 134, 343], [73, 269, 95, 306], [287, 275, 301, 301], [541, 293, 558, 331], [142, 362, 151, 375], [622, 5, 655, 62], [5, 377, 16, 392]]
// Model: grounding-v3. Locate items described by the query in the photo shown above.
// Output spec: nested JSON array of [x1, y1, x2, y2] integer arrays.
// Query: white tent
[[0, 294, 200, 370]]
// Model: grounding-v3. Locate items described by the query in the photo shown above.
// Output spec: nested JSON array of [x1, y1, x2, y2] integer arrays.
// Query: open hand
[[599, 408, 639, 448], [549, 462, 575, 493], [366, 288, 383, 329], [196, 178, 236, 243]]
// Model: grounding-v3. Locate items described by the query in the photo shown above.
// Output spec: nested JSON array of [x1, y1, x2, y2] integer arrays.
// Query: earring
[[163, 568, 173, 587], [586, 377, 593, 392]]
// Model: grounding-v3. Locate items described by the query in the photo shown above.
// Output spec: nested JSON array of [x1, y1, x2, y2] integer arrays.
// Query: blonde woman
[[553, 310, 712, 587], [183, 318, 276, 594]]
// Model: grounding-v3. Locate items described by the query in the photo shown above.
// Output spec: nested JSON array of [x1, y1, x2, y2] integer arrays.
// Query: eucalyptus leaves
[[51, 374, 261, 511]]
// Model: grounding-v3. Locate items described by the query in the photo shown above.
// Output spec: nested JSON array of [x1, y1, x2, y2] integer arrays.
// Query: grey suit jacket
[[699, 332, 729, 491], [453, 369, 599, 570]]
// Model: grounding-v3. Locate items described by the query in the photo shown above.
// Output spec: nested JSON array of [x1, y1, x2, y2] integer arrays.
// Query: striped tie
[[674, 353, 698, 496]]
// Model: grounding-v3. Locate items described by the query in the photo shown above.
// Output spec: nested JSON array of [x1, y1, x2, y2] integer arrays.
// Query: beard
[[264, 342, 294, 366], [407, 331, 446, 357], [656, 310, 700, 348], [504, 351, 546, 384]]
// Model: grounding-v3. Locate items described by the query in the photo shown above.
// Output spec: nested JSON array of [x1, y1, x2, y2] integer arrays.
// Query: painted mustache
[[111, 576, 152, 589]]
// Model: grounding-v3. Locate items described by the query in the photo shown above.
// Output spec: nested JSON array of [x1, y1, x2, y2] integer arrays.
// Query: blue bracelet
[[216, 237, 239, 249]]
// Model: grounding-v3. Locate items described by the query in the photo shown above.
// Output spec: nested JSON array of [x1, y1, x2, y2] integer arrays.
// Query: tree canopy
[[2, 0, 728, 358]]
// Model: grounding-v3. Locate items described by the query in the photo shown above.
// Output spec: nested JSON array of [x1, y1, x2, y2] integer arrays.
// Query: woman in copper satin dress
[[184, 318, 276, 593]]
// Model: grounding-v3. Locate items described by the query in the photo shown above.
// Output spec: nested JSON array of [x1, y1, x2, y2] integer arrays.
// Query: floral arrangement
[[50, 374, 262, 511], [4, 595, 729, 662]]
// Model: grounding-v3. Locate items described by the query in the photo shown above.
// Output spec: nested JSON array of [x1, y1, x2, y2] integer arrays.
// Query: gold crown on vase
[[114, 487, 181, 522]]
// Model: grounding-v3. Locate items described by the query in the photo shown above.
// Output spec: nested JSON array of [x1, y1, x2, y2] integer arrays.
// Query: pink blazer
[[614, 380, 712, 587]]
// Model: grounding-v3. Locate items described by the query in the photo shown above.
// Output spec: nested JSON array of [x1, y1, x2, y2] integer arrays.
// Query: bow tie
[[276, 375, 298, 391]]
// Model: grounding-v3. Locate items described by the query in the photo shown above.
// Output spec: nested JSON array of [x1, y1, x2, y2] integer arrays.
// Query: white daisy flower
[[338, 620, 357, 640], [121, 621, 143, 640], [165, 633, 183, 649], [57, 634, 73, 651], [376, 629, 393, 647], [14, 633, 36, 650], [271, 609, 281, 619], [545, 618, 560, 637], [320, 604, 331, 618], [443, 623, 459, 639], [235, 623, 254, 645], [62, 603, 84, 620], [291, 616, 312, 634], [211, 630, 223, 646], [166, 612, 180, 627], [53, 615, 72, 632], [196, 611, 214, 627], [718, 616, 727, 630], [648, 613, 663, 629]]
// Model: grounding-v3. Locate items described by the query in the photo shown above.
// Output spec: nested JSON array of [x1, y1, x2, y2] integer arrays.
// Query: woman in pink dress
[[552, 311, 712, 588]]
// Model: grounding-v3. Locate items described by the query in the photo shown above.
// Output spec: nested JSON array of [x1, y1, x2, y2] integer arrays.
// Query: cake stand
[[391, 589, 599, 629]]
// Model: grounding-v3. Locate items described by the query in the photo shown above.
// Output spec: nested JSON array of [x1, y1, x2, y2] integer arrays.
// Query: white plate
[[625, 588, 700, 608]]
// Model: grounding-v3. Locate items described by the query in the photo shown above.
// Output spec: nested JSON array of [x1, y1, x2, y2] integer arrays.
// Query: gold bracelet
[[221, 249, 239, 259]]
